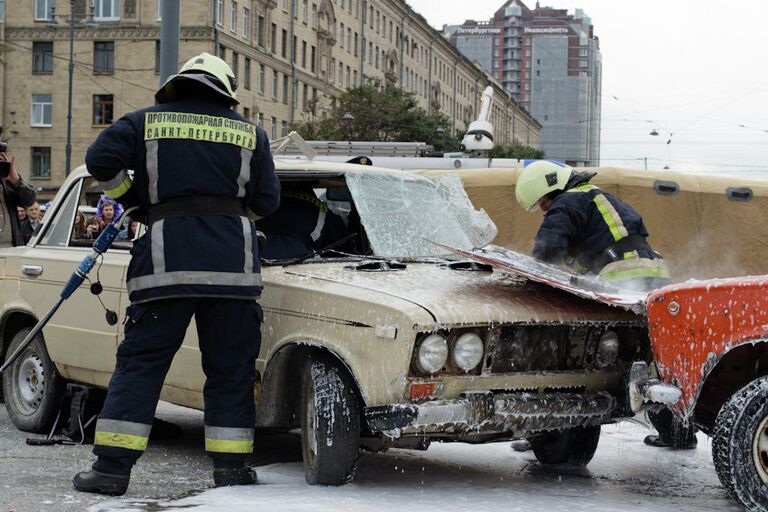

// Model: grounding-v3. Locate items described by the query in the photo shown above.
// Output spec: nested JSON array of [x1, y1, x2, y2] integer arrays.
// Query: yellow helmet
[[515, 160, 573, 212], [155, 52, 238, 105]]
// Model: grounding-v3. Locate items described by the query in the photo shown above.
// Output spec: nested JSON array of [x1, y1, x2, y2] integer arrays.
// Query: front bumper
[[365, 391, 616, 437], [627, 361, 682, 413]]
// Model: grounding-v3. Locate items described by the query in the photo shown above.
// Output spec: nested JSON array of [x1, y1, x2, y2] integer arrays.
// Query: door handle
[[21, 264, 44, 276]]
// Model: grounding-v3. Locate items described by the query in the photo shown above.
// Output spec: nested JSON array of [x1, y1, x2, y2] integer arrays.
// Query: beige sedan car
[[1, 161, 646, 485]]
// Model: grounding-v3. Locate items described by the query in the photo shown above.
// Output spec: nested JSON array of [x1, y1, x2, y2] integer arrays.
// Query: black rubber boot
[[72, 469, 130, 496], [213, 466, 257, 487]]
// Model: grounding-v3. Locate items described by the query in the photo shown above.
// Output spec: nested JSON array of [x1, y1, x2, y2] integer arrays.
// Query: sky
[[406, 0, 768, 178]]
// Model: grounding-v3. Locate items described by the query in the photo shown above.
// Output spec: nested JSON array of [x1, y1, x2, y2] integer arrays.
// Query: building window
[[35, 0, 54, 21], [282, 74, 289, 104], [302, 0, 308, 23], [232, 51, 239, 82], [281, 120, 287, 136], [94, 41, 114, 74], [271, 70, 278, 98], [257, 15, 264, 46], [281, 29, 287, 58], [244, 57, 251, 90], [32, 42, 53, 74], [243, 106, 250, 120], [155, 40, 160, 73], [94, 0, 121, 21], [354, 33, 358, 57], [93, 94, 114, 125], [302, 83, 308, 111], [218, 44, 226, 60], [270, 116, 277, 140], [243, 8, 250, 39], [258, 113, 264, 127], [215, 0, 223, 26], [301, 41, 307, 68], [311, 3, 317, 29], [339, 23, 344, 49], [230, 1, 237, 32], [270, 23, 277, 53], [31, 147, 51, 178], [31, 94, 52, 127], [259, 64, 265, 95], [310, 45, 316, 73]]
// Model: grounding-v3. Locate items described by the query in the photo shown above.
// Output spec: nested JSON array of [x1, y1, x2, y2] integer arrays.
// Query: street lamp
[[48, 1, 96, 177], [341, 112, 354, 139]]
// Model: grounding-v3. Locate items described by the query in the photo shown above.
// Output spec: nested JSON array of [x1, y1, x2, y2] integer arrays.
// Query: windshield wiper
[[280, 232, 359, 267]]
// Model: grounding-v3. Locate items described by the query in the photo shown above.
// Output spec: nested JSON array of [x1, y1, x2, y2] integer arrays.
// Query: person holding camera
[[0, 146, 37, 247]]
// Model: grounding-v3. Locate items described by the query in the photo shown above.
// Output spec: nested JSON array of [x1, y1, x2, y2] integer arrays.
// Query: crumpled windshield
[[345, 171, 497, 258]]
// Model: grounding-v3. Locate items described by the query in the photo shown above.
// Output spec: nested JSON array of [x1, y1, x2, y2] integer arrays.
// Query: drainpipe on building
[[360, 0, 366, 84], [427, 35, 434, 115], [159, 0, 180, 85], [290, 0, 297, 124], [212, 1, 219, 56], [452, 60, 458, 136], [399, 12, 408, 85]]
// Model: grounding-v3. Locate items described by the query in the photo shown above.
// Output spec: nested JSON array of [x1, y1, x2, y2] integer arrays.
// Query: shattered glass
[[346, 172, 494, 258], [430, 173, 498, 248]]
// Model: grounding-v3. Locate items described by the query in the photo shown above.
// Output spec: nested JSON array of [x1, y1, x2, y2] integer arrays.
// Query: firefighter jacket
[[85, 98, 281, 303], [532, 173, 669, 283]]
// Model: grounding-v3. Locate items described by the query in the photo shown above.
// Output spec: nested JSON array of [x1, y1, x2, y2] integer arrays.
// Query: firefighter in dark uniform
[[515, 159, 696, 449], [256, 184, 349, 260], [72, 53, 280, 495]]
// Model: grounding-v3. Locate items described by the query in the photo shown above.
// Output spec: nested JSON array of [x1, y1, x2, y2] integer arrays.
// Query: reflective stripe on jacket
[[85, 98, 281, 303]]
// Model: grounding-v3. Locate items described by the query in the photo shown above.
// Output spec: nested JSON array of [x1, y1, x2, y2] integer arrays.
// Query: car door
[[17, 177, 129, 383]]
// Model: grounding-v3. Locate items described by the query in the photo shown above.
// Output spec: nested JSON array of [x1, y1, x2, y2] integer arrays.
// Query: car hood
[[284, 262, 639, 328]]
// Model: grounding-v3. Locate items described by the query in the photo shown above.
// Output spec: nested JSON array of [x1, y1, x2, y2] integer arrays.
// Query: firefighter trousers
[[91, 297, 263, 476]]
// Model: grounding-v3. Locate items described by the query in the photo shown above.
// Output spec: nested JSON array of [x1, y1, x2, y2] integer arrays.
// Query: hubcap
[[14, 349, 45, 415], [753, 414, 768, 486]]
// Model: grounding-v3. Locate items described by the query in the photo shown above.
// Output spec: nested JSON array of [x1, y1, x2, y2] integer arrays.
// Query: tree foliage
[[291, 80, 461, 152], [489, 144, 546, 159]]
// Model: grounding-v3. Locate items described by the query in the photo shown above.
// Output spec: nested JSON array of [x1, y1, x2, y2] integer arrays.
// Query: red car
[[630, 276, 768, 511]]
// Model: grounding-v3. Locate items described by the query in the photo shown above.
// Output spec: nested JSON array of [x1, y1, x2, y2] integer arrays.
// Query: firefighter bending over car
[[515, 159, 696, 450], [73, 52, 280, 495]]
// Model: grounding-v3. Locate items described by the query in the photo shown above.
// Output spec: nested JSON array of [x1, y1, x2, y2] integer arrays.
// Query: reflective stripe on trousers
[[204, 426, 255, 454], [94, 418, 152, 452]]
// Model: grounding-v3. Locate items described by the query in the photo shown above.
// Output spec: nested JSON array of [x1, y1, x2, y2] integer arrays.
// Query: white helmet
[[155, 52, 238, 105]]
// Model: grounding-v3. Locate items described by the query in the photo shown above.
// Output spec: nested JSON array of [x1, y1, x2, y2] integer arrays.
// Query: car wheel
[[1, 327, 66, 433], [530, 425, 601, 466], [300, 356, 360, 485], [713, 376, 768, 510]]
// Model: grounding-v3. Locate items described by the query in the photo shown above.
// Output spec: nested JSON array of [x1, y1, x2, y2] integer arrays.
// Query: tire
[[300, 356, 360, 485], [713, 376, 768, 511], [1, 327, 66, 433], [530, 425, 601, 466]]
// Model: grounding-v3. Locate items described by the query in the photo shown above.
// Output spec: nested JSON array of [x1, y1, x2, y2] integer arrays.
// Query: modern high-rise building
[[445, 1, 602, 167]]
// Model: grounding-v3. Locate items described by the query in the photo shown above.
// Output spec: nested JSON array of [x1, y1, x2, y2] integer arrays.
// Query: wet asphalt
[[0, 401, 302, 512]]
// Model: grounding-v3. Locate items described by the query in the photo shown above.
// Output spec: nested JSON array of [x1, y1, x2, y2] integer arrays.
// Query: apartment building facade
[[0, 0, 540, 196], [444, 0, 601, 166]]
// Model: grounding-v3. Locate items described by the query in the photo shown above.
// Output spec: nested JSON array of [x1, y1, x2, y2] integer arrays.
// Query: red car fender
[[647, 276, 768, 416]]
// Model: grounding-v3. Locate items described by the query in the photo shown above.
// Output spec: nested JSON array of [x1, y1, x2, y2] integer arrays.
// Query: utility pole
[[159, 0, 181, 85]]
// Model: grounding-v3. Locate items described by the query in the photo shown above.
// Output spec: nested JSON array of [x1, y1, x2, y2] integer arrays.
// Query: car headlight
[[416, 334, 449, 374], [597, 330, 620, 367], [453, 332, 484, 372]]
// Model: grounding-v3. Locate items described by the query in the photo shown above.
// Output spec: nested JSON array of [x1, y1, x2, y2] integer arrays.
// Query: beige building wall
[[0, 0, 540, 198]]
